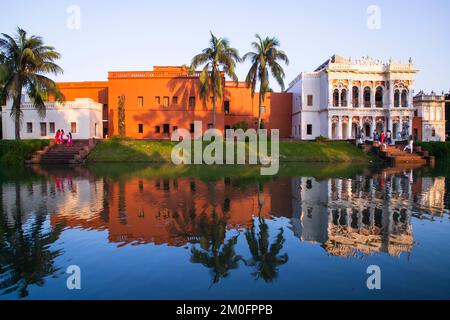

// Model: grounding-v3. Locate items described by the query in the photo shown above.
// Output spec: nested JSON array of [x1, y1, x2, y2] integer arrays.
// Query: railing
[[108, 70, 204, 79], [6, 99, 103, 111]]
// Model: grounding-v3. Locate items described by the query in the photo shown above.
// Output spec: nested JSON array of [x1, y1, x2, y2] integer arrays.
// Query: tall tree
[[191, 32, 240, 128], [243, 35, 289, 132], [0, 27, 64, 140], [117, 94, 126, 137]]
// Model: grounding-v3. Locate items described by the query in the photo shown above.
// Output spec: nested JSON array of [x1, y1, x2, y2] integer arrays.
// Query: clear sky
[[1, 0, 449, 93]]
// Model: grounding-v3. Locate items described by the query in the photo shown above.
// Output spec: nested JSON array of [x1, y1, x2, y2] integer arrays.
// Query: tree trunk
[[212, 96, 216, 129], [13, 95, 21, 140], [257, 91, 263, 134]]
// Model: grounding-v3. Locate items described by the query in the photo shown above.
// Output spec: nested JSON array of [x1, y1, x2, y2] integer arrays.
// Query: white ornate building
[[413, 91, 446, 142], [287, 54, 417, 141]]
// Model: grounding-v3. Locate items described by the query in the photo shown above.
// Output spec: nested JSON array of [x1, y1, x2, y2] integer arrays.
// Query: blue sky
[[1, 0, 449, 93]]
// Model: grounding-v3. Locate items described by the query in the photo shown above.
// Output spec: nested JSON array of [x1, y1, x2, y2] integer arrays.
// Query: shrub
[[232, 121, 249, 131]]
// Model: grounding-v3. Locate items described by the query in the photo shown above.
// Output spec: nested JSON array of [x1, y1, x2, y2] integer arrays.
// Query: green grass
[[87, 138, 376, 164], [0, 139, 50, 166]]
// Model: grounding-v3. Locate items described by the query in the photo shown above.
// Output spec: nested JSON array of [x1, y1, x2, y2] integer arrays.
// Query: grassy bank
[[87, 138, 375, 163], [417, 142, 450, 161], [0, 140, 49, 166]]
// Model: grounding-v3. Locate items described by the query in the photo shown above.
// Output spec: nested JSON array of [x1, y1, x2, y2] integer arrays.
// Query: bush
[[0, 140, 50, 165], [417, 142, 450, 160], [232, 121, 249, 131]]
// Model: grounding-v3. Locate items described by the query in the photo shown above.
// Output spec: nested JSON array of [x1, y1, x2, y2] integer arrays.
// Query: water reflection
[[0, 164, 449, 298]]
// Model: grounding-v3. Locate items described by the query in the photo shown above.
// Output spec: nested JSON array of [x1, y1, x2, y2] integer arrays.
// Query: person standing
[[67, 132, 73, 147], [403, 135, 414, 154]]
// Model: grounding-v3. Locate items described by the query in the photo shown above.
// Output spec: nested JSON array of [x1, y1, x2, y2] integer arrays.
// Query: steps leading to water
[[372, 144, 433, 166], [28, 139, 98, 165]]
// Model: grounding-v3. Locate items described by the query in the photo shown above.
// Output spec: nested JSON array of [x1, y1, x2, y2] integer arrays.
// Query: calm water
[[0, 163, 449, 300]]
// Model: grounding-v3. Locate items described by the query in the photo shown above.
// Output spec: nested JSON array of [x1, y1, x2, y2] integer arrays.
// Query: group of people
[[372, 130, 393, 145], [55, 129, 73, 146], [372, 130, 414, 153]]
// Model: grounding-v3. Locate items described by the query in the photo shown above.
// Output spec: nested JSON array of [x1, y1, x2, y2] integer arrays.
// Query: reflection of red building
[[50, 177, 294, 247], [55, 66, 292, 139]]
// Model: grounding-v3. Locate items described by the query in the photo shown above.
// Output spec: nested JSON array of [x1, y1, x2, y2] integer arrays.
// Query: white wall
[[1, 98, 103, 140]]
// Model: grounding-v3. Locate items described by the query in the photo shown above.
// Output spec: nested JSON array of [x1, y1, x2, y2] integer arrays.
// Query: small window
[[137, 96, 144, 107], [49, 122, 55, 134], [307, 124, 313, 135], [189, 97, 196, 108], [307, 95, 313, 106], [138, 124, 143, 134], [26, 122, 33, 133], [190, 123, 195, 133], [163, 96, 169, 107], [71, 122, 77, 133], [40, 123, 47, 137], [173, 126, 178, 132], [163, 124, 170, 134], [172, 96, 178, 105], [224, 101, 230, 114], [155, 126, 160, 133], [414, 109, 418, 117], [155, 96, 160, 105]]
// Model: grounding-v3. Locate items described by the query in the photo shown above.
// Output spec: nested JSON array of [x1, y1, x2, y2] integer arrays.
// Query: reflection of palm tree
[[0, 182, 64, 298], [243, 182, 288, 282], [244, 220, 288, 282], [190, 211, 241, 284]]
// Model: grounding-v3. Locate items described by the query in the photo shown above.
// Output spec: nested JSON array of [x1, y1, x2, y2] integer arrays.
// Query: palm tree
[[190, 32, 240, 128], [0, 27, 64, 140], [243, 35, 289, 132]]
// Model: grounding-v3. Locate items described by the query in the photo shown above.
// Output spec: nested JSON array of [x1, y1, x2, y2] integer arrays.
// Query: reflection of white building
[[413, 92, 446, 142], [1, 97, 103, 140], [418, 177, 446, 215], [287, 55, 416, 140], [288, 172, 447, 257]]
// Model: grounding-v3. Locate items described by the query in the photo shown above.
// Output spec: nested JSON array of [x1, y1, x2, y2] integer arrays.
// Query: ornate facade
[[413, 91, 446, 142], [288, 54, 417, 140]]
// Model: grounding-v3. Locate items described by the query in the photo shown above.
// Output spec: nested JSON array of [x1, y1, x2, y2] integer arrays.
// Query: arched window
[[333, 89, 339, 107], [394, 90, 400, 107], [364, 87, 371, 108], [341, 89, 347, 107], [375, 87, 383, 108], [401, 90, 408, 108], [352, 86, 359, 107]]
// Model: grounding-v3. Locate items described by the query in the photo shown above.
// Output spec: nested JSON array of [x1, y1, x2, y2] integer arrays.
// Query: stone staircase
[[28, 139, 98, 165], [374, 144, 433, 166]]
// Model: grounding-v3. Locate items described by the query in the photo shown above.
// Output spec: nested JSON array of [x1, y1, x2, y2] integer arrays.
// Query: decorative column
[[359, 85, 364, 108], [399, 116, 403, 138], [347, 117, 352, 139], [408, 117, 413, 137], [348, 81, 353, 107], [388, 116, 393, 135], [389, 81, 394, 108], [328, 117, 333, 139], [371, 86, 376, 108], [337, 116, 342, 140], [338, 90, 342, 107]]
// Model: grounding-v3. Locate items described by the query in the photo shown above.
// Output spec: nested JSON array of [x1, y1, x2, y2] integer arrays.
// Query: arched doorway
[[375, 87, 383, 108], [352, 87, 359, 108], [333, 89, 339, 107], [394, 90, 400, 107], [364, 123, 371, 137], [364, 87, 371, 108], [352, 123, 358, 139], [341, 89, 347, 107], [401, 90, 408, 108]]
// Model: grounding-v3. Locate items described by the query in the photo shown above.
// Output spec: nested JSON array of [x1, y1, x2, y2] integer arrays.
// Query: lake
[[0, 163, 449, 299]]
